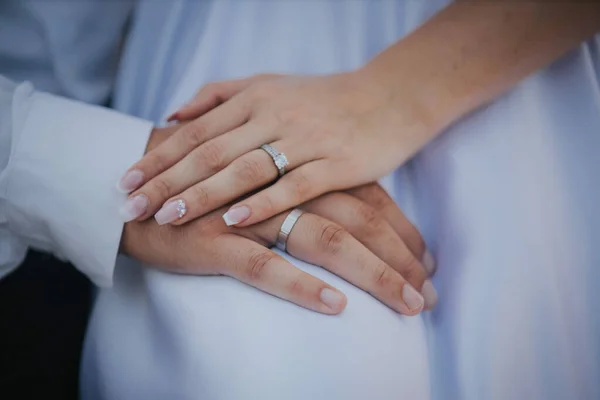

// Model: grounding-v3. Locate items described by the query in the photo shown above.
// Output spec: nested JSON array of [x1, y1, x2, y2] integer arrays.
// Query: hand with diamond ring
[[117, 70, 437, 227], [117, 2, 599, 228]]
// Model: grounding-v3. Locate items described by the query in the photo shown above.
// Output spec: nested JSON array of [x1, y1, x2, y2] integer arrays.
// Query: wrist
[[357, 52, 461, 140], [355, 58, 450, 148]]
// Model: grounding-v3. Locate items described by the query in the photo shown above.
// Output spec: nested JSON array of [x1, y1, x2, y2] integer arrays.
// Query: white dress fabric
[[81, 1, 600, 399]]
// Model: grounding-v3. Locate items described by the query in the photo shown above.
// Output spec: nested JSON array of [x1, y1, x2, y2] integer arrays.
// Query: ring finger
[[214, 233, 348, 315]]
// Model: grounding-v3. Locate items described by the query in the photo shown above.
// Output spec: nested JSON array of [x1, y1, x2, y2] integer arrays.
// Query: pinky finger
[[170, 74, 282, 122], [214, 233, 347, 314]]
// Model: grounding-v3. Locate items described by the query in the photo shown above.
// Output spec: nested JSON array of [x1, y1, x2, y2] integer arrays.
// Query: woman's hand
[[122, 182, 437, 315], [118, 71, 435, 227], [117, 2, 600, 229]]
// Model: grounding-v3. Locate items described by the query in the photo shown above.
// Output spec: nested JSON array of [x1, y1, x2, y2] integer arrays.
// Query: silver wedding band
[[276, 208, 304, 252], [260, 144, 289, 177]]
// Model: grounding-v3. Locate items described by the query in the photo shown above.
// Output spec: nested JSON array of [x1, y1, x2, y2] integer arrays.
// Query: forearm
[[363, 1, 600, 137]]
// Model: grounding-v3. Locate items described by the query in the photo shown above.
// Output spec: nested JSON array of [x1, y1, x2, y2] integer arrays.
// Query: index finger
[[213, 233, 347, 315], [118, 94, 251, 193]]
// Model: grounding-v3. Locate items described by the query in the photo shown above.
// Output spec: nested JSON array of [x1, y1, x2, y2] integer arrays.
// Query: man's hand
[[120, 181, 437, 315]]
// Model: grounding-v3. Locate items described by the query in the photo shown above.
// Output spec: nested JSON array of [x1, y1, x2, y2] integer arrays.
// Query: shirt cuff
[[4, 86, 152, 286]]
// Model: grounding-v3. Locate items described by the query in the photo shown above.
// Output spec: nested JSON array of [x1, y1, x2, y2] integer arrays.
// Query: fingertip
[[320, 288, 347, 314], [166, 112, 180, 122], [222, 205, 251, 226], [421, 279, 438, 310], [119, 194, 148, 222], [117, 169, 144, 193], [402, 283, 425, 315], [422, 250, 437, 277], [155, 199, 187, 225]]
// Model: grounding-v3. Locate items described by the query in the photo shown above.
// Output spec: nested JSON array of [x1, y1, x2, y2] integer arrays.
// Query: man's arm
[[0, 75, 153, 285]]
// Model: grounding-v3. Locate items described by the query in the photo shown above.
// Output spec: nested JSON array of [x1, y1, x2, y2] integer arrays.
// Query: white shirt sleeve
[[0, 76, 153, 286]]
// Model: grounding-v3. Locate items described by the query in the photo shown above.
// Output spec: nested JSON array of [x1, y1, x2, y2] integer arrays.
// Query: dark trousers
[[0, 251, 92, 400]]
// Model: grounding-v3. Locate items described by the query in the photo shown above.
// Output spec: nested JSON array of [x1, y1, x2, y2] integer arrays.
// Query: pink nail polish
[[119, 194, 149, 222], [402, 284, 424, 312], [421, 279, 438, 309], [166, 112, 180, 122], [222, 206, 251, 226], [155, 200, 187, 225], [117, 169, 144, 193], [320, 288, 346, 312]]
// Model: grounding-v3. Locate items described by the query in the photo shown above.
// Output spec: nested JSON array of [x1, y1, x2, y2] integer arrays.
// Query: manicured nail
[[402, 284, 424, 312], [117, 169, 144, 193], [166, 112, 180, 122], [155, 199, 187, 225], [421, 279, 438, 310], [422, 250, 436, 276], [320, 288, 346, 312], [119, 194, 148, 222], [222, 205, 251, 226]]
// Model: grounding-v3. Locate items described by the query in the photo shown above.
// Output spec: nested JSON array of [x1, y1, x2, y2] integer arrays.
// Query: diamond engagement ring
[[275, 208, 304, 252], [260, 144, 289, 177]]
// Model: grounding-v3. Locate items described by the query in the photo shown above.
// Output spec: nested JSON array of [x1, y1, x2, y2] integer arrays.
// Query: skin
[[120, 126, 437, 315], [121, 2, 600, 229], [117, 2, 599, 314]]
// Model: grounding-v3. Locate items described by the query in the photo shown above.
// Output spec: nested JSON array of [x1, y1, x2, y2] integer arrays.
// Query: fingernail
[[117, 169, 144, 193], [222, 205, 251, 226], [421, 279, 438, 310], [320, 288, 346, 312], [422, 250, 436, 276], [119, 194, 149, 222], [166, 112, 180, 122], [155, 199, 187, 225], [402, 284, 424, 312]]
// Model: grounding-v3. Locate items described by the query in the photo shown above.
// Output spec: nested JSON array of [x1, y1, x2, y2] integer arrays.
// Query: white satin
[[82, 1, 600, 399]]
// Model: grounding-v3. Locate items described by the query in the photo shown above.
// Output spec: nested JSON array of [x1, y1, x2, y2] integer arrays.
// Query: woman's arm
[[365, 1, 600, 137], [118, 2, 600, 228]]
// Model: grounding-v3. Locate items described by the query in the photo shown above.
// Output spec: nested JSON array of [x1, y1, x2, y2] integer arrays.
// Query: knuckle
[[255, 193, 276, 218], [235, 157, 267, 183], [186, 122, 210, 148], [198, 141, 226, 173], [289, 171, 313, 200], [244, 250, 275, 282], [397, 253, 422, 283], [288, 278, 305, 298], [150, 177, 172, 200], [362, 184, 390, 208], [248, 80, 279, 103], [318, 223, 347, 256], [190, 185, 210, 208], [410, 233, 427, 260], [355, 202, 386, 233], [207, 82, 227, 102], [275, 108, 304, 125], [195, 215, 222, 238], [143, 152, 169, 175], [372, 263, 394, 290]]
